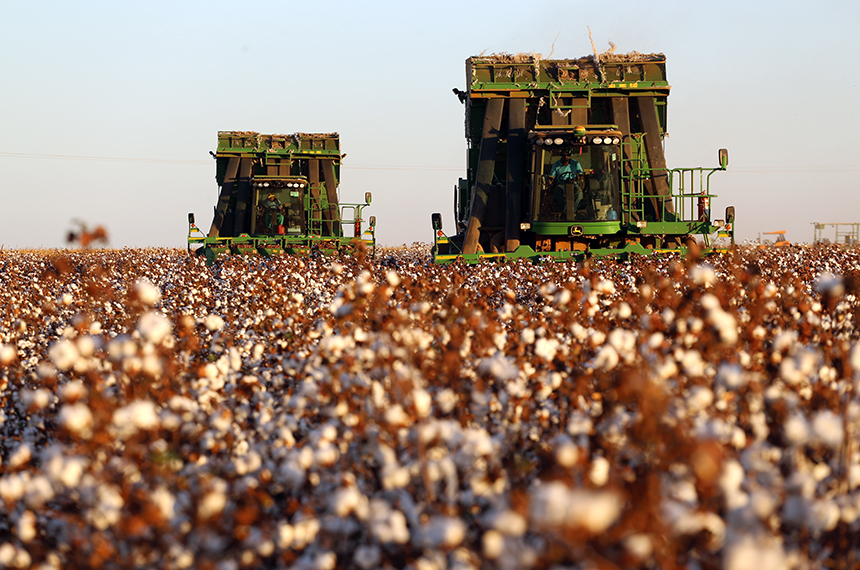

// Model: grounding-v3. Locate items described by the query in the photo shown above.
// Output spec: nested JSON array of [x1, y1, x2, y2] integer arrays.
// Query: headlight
[[611, 137, 621, 144], [535, 138, 544, 145], [592, 136, 603, 144], [263, 182, 270, 187], [553, 138, 564, 145], [543, 138, 554, 145]]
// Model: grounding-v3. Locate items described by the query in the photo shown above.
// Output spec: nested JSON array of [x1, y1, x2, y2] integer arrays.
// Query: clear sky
[[2, 0, 858, 249]]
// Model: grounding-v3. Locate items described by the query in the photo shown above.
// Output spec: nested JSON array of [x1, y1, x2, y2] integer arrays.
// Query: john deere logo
[[569, 225, 583, 237]]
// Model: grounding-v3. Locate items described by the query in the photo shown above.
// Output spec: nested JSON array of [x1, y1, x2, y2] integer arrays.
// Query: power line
[[0, 151, 210, 165], [727, 166, 860, 173], [0, 151, 462, 171], [342, 165, 462, 172], [2, 151, 857, 173]]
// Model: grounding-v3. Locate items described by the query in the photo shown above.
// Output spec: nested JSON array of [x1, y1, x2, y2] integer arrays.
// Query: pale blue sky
[[2, 0, 858, 248]]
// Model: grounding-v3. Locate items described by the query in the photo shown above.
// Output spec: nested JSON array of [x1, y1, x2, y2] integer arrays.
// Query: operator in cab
[[263, 193, 284, 233], [547, 148, 584, 218]]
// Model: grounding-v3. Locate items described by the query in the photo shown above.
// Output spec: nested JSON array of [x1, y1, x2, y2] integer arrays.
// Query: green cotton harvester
[[432, 52, 734, 263], [188, 131, 375, 262]]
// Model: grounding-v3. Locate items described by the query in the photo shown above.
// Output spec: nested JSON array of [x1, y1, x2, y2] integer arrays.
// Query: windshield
[[532, 144, 620, 222], [253, 186, 305, 235]]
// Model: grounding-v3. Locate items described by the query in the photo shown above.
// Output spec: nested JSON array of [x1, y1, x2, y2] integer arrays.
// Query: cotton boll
[[8, 444, 33, 469], [647, 332, 664, 349], [589, 330, 607, 348], [594, 279, 616, 295], [85, 484, 123, 530], [137, 312, 172, 345], [552, 435, 579, 468], [59, 403, 93, 438], [49, 340, 79, 371], [521, 328, 536, 345], [686, 386, 714, 414], [412, 389, 432, 418], [112, 400, 160, 439], [814, 272, 844, 296], [534, 337, 559, 361], [151, 486, 176, 522], [380, 464, 411, 490], [719, 460, 748, 510], [386, 271, 401, 287], [384, 404, 410, 426], [0, 474, 26, 503], [0, 344, 16, 366], [276, 523, 294, 549], [75, 335, 97, 358], [369, 499, 410, 544], [723, 535, 786, 570], [488, 510, 528, 537], [607, 329, 636, 362], [530, 482, 623, 533], [436, 389, 458, 414], [482, 530, 504, 559], [680, 350, 706, 377], [21, 389, 52, 412], [204, 314, 225, 331], [812, 410, 844, 448], [134, 278, 161, 305], [16, 510, 37, 543], [612, 301, 632, 320], [330, 486, 369, 519], [623, 534, 653, 560], [0, 543, 30, 569], [567, 413, 593, 437], [198, 488, 228, 519], [806, 499, 841, 534], [772, 330, 797, 354], [420, 516, 466, 548], [851, 343, 860, 374], [592, 345, 620, 371], [478, 353, 519, 381], [589, 456, 610, 487], [716, 363, 746, 389], [690, 264, 716, 287]]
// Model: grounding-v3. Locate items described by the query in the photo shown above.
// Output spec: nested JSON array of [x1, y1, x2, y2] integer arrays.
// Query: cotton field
[[1, 244, 860, 570]]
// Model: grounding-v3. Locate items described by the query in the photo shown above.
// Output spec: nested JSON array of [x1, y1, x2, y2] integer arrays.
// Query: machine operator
[[547, 149, 584, 218], [263, 193, 284, 233]]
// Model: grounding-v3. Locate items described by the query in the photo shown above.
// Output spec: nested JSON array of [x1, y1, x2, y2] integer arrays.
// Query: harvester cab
[[188, 131, 376, 261], [530, 127, 623, 225], [432, 52, 735, 263]]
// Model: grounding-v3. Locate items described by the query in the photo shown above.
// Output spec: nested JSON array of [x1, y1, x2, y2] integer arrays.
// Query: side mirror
[[719, 148, 729, 169], [432, 213, 443, 231], [365, 192, 372, 205], [725, 206, 735, 223], [188, 212, 195, 224], [369, 215, 376, 228]]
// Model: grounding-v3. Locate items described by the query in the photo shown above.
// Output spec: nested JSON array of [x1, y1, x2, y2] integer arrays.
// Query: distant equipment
[[760, 230, 789, 247], [812, 222, 860, 245], [188, 132, 376, 263]]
